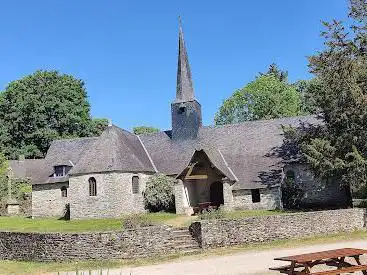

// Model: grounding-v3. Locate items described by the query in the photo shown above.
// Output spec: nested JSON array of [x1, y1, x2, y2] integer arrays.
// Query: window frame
[[89, 177, 97, 197], [132, 175, 139, 194], [251, 189, 261, 203], [61, 186, 68, 198], [54, 165, 71, 177], [54, 166, 65, 177]]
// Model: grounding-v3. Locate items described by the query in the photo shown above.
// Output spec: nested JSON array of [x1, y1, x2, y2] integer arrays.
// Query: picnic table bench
[[270, 248, 367, 274]]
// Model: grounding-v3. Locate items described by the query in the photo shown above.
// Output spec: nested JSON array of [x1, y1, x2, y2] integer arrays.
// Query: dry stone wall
[[0, 209, 365, 262], [192, 208, 366, 249], [0, 225, 187, 262]]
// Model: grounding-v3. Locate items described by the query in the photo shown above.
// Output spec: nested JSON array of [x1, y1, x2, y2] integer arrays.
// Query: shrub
[[200, 206, 225, 220], [281, 180, 304, 209], [123, 214, 153, 229], [143, 174, 175, 212]]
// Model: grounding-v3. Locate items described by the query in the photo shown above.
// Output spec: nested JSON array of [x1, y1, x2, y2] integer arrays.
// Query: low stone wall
[[0, 225, 182, 262], [192, 208, 366, 249], [0, 209, 365, 261]]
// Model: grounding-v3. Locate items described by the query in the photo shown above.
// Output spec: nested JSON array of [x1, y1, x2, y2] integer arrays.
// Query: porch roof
[[175, 148, 237, 182]]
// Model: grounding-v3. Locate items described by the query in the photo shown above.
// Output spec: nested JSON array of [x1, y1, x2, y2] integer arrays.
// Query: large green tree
[[287, 0, 367, 196], [133, 126, 160, 135], [215, 74, 302, 125], [0, 70, 105, 159]]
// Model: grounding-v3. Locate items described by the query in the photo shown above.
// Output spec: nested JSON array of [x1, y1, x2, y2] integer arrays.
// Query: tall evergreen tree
[[289, 0, 367, 196]]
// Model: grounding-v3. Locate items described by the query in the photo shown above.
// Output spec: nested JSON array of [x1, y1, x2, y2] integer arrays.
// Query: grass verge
[[1, 230, 366, 275], [0, 210, 286, 232]]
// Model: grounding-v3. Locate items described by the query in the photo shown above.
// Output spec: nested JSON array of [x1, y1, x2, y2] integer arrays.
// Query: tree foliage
[[259, 63, 289, 82], [286, 0, 367, 196], [89, 118, 109, 136], [215, 74, 302, 125], [133, 126, 160, 135], [143, 174, 175, 212], [293, 78, 324, 114], [0, 70, 106, 159]]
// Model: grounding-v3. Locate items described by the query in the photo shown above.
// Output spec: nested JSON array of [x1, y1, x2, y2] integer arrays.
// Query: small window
[[285, 170, 296, 184], [54, 165, 71, 177], [89, 177, 97, 196], [54, 166, 65, 177], [178, 103, 186, 114], [61, 186, 67, 197], [251, 189, 261, 203], [132, 176, 139, 194]]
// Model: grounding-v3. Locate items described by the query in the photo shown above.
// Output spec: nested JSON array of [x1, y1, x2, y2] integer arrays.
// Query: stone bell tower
[[171, 19, 202, 141]]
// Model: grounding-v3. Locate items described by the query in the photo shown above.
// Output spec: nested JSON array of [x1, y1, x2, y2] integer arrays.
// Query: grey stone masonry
[[222, 179, 234, 211], [192, 208, 366, 249], [69, 172, 151, 219], [174, 179, 185, 214], [0, 225, 200, 262], [284, 164, 350, 208], [232, 186, 282, 210], [32, 182, 69, 217]]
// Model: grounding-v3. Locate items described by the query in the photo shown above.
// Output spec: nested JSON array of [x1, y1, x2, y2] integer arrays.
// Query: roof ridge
[[202, 115, 318, 129], [51, 136, 98, 143]]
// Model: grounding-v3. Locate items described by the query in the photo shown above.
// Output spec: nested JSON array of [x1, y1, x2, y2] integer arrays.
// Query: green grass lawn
[[0, 210, 285, 232]]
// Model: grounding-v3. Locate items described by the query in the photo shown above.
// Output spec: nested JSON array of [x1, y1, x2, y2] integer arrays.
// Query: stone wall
[[192, 208, 366, 249], [0, 225, 184, 262], [284, 164, 350, 208], [232, 187, 282, 210], [32, 182, 69, 217], [0, 209, 365, 261], [69, 172, 152, 219]]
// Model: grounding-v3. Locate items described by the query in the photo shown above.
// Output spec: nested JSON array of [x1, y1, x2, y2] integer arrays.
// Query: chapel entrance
[[175, 149, 233, 214], [210, 181, 224, 207]]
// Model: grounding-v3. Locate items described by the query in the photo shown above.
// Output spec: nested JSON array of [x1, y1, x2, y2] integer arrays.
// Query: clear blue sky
[[0, 1, 348, 131]]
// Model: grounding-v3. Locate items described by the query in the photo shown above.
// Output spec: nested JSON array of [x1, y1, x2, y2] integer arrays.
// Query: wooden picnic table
[[270, 248, 367, 274]]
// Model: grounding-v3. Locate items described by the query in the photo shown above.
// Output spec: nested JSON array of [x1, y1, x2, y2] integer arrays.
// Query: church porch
[[174, 149, 235, 215]]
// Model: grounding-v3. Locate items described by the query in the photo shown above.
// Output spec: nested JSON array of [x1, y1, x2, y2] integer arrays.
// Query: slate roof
[[139, 115, 320, 189], [69, 125, 155, 175], [9, 136, 97, 185], [8, 115, 320, 189], [45, 137, 98, 167], [175, 18, 195, 103], [176, 149, 237, 182]]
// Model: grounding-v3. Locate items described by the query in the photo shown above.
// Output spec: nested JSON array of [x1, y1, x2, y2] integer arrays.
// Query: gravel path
[[56, 240, 367, 275]]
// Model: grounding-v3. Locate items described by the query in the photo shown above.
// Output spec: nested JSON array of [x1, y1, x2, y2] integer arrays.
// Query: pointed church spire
[[176, 17, 195, 102]]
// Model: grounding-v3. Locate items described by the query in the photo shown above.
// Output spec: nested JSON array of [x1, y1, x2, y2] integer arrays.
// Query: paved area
[[56, 240, 367, 275]]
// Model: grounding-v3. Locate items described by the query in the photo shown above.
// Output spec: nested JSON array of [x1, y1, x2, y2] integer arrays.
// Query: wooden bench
[[310, 264, 367, 275], [269, 264, 304, 271]]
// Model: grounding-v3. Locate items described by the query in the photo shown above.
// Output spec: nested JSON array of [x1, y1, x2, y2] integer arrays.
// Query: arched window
[[89, 177, 97, 196], [132, 176, 139, 194], [61, 186, 67, 198]]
